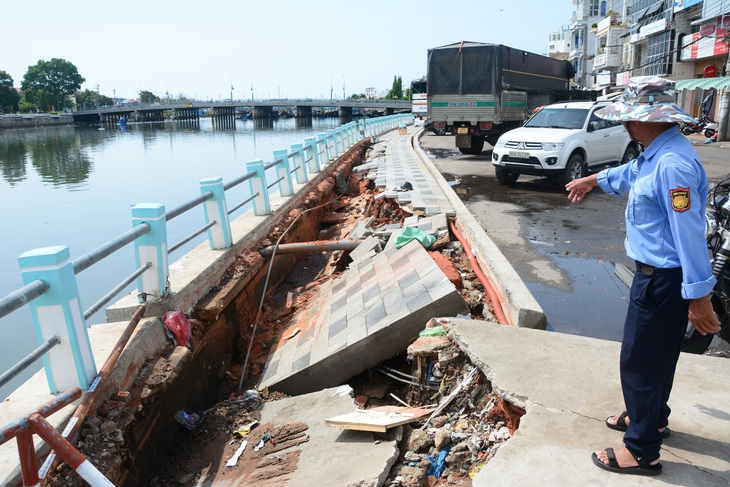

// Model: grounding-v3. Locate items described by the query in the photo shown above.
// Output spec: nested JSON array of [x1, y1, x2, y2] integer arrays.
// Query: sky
[[1, 0, 576, 102]]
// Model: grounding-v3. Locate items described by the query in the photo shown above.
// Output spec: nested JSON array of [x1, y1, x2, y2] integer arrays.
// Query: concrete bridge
[[73, 98, 412, 124]]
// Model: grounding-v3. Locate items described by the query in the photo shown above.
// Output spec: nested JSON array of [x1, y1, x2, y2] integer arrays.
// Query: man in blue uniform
[[565, 76, 721, 476]]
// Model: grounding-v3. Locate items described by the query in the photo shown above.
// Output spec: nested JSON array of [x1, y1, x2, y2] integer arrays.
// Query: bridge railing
[[0, 113, 413, 396]]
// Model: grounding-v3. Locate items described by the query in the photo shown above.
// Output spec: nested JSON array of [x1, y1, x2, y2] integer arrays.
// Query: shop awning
[[675, 77, 730, 91]]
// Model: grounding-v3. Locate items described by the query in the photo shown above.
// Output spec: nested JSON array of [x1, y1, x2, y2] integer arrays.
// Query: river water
[[0, 117, 345, 399]]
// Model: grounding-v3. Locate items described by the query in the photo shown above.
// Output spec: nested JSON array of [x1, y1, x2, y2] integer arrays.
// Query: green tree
[[21, 58, 85, 112], [139, 90, 160, 103], [75, 89, 114, 108], [0, 70, 21, 113], [386, 76, 404, 100]]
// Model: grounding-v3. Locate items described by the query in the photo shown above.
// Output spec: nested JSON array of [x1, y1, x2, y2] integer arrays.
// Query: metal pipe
[[168, 221, 216, 254], [72, 224, 151, 275], [266, 176, 285, 190], [263, 160, 279, 170], [0, 387, 82, 445], [258, 240, 362, 256], [27, 414, 114, 486], [17, 428, 38, 487], [83, 264, 151, 320], [0, 280, 49, 320], [0, 335, 61, 389], [227, 193, 258, 215], [165, 191, 213, 221], [64, 305, 146, 447], [223, 170, 257, 191]]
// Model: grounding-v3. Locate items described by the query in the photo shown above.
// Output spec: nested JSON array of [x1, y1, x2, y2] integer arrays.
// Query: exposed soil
[[44, 146, 510, 487]]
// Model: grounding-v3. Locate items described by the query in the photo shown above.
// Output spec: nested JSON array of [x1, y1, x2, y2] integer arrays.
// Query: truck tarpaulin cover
[[427, 42, 571, 95]]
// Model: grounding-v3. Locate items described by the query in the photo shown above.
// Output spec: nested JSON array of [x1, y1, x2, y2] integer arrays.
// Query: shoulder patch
[[670, 186, 690, 212]]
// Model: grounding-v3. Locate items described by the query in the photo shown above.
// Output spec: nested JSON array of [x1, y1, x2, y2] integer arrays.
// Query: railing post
[[290, 143, 308, 184], [317, 133, 330, 166], [132, 203, 170, 302], [326, 129, 338, 159], [245, 159, 271, 215], [273, 149, 295, 197], [17, 246, 97, 393], [199, 177, 232, 250], [304, 136, 321, 173]]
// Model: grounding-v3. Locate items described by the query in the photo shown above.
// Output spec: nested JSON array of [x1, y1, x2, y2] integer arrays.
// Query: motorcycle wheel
[[705, 129, 716, 138], [681, 325, 714, 354], [681, 124, 695, 136]]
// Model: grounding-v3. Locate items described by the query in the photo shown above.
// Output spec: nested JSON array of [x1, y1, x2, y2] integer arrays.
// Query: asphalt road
[[419, 131, 730, 342]]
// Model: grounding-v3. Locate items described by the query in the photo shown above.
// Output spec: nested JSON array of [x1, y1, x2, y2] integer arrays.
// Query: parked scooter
[[682, 177, 730, 354], [680, 116, 710, 136], [704, 120, 718, 138]]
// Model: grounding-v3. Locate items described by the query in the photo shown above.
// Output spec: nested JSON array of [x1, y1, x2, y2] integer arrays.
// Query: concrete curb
[[411, 130, 545, 329]]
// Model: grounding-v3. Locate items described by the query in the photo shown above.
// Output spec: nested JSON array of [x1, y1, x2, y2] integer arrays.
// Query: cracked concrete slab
[[448, 319, 730, 486]]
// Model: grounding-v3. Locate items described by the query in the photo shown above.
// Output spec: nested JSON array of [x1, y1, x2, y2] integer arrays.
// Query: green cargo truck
[[427, 41, 594, 154]]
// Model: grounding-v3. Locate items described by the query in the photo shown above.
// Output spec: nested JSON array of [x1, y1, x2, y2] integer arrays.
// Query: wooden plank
[[324, 406, 434, 432]]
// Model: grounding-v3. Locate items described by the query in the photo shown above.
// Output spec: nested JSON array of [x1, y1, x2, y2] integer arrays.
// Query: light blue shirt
[[597, 125, 716, 300]]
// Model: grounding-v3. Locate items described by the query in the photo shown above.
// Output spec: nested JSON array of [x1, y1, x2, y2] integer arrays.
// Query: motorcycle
[[682, 177, 730, 353], [704, 120, 718, 138], [680, 116, 710, 136]]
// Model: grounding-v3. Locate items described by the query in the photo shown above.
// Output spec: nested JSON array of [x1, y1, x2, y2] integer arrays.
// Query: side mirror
[[588, 121, 600, 132]]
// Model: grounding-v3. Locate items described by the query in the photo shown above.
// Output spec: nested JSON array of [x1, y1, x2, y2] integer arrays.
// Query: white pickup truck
[[491, 101, 641, 186]]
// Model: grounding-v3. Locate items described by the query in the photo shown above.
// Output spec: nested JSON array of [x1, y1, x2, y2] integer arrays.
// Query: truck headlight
[[541, 142, 565, 151]]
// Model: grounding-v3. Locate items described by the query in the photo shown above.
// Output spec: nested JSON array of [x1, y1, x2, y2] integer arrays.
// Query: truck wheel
[[458, 136, 485, 155], [558, 154, 585, 187], [495, 166, 519, 184], [621, 144, 638, 164]]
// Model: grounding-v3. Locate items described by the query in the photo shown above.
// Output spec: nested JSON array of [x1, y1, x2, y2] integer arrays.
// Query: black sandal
[[591, 448, 662, 476], [605, 411, 671, 438]]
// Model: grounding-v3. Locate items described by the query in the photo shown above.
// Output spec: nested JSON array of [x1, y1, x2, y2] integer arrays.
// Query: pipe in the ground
[[449, 220, 509, 325], [258, 240, 362, 256]]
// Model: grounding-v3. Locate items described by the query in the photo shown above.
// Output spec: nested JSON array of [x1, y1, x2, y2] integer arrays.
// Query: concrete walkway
[[450, 319, 730, 486]]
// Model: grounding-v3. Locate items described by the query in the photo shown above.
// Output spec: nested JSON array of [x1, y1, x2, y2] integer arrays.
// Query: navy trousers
[[621, 266, 687, 457]]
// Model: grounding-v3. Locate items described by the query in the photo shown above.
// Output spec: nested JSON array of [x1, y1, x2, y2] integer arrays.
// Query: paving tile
[[328, 315, 348, 339], [291, 352, 311, 373]]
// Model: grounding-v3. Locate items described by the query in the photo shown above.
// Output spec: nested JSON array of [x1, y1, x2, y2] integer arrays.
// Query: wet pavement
[[420, 132, 730, 343]]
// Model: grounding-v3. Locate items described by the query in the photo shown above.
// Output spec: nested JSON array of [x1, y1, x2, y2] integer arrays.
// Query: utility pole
[[342, 76, 345, 100]]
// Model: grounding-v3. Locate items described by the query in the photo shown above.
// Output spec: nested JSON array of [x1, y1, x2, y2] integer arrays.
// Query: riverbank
[[0, 113, 73, 128]]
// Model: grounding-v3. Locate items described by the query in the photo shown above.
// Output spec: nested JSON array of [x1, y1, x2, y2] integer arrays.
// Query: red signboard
[[705, 64, 718, 78]]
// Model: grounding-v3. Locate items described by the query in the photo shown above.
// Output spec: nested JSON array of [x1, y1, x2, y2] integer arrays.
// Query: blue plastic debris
[[425, 444, 451, 479]]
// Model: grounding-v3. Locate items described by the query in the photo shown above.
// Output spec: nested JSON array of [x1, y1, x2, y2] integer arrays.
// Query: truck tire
[[495, 166, 519, 184], [558, 153, 585, 187], [458, 136, 485, 155], [621, 144, 638, 164]]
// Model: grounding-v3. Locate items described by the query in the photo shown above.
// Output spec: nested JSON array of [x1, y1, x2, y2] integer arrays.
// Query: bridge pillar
[[295, 106, 312, 119], [290, 143, 308, 184], [213, 107, 235, 129], [132, 203, 170, 302], [273, 149, 295, 197], [200, 177, 232, 249], [18, 246, 97, 393], [245, 159, 271, 215], [251, 106, 273, 119], [338, 106, 353, 118], [304, 137, 321, 173], [385, 107, 394, 116]]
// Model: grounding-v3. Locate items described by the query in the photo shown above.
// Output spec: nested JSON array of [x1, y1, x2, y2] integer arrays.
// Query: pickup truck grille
[[502, 156, 541, 165], [503, 141, 543, 150]]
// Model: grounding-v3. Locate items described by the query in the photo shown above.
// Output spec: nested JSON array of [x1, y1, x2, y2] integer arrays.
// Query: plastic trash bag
[[419, 325, 446, 337], [162, 310, 192, 347], [395, 226, 436, 250], [426, 444, 451, 479]]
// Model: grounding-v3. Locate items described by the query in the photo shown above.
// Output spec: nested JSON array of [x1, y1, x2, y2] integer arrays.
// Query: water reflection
[[0, 127, 101, 187]]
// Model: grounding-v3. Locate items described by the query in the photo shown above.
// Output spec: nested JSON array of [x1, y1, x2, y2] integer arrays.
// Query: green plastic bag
[[419, 325, 446, 336], [395, 226, 436, 249]]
